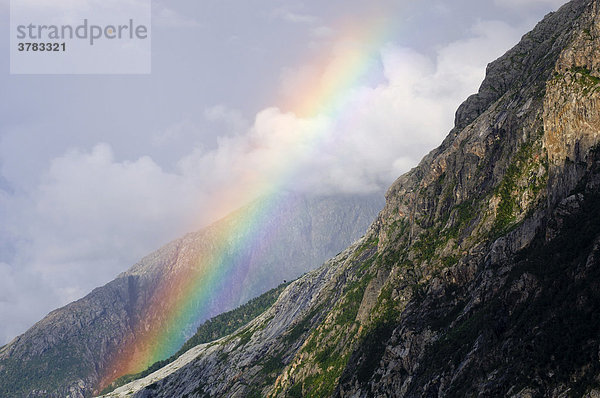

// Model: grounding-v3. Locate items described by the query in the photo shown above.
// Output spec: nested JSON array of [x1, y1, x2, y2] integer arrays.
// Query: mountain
[[99, 1, 600, 397], [0, 192, 383, 398]]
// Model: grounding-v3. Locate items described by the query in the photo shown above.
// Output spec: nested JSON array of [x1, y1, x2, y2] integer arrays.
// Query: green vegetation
[[411, 198, 477, 265], [441, 255, 459, 267], [245, 388, 263, 398], [100, 282, 289, 394], [553, 66, 600, 94], [571, 66, 600, 87], [303, 351, 351, 397], [354, 320, 397, 384], [337, 276, 372, 325], [288, 383, 303, 397], [261, 353, 284, 375], [372, 285, 402, 323], [255, 350, 285, 386], [334, 275, 406, 389], [447, 200, 475, 239], [275, 265, 373, 398], [353, 235, 379, 259], [183, 283, 289, 351], [492, 134, 547, 236], [385, 218, 409, 242]]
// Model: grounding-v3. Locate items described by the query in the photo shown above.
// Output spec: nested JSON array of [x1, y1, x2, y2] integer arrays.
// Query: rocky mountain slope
[[0, 192, 382, 398], [101, 0, 600, 396], [100, 282, 290, 395]]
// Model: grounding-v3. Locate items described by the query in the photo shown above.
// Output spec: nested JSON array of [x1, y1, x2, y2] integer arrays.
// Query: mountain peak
[[454, 0, 589, 132]]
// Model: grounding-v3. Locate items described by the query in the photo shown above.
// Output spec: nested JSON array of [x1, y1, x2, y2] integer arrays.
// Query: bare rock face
[[0, 192, 382, 398], [101, 1, 600, 397], [544, 1, 600, 204]]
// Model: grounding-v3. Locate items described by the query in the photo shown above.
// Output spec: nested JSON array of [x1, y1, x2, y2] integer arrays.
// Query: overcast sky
[[0, 0, 567, 344]]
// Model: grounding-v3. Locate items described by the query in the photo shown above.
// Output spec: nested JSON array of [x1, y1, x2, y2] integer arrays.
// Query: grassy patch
[[571, 66, 600, 87], [492, 135, 547, 236]]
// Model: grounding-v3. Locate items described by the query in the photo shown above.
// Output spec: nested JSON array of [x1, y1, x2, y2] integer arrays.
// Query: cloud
[[494, 0, 565, 9], [159, 19, 525, 198], [310, 26, 335, 39], [0, 262, 60, 345], [271, 8, 317, 24], [153, 4, 200, 28], [279, 64, 322, 100], [204, 105, 249, 135], [2, 144, 206, 311], [267, 20, 523, 193], [151, 118, 198, 147]]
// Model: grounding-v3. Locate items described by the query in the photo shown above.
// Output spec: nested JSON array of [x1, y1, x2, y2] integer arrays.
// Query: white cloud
[[169, 19, 524, 198], [268, 20, 523, 193]]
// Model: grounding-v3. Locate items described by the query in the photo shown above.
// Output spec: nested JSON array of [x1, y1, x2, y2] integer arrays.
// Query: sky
[[0, 0, 567, 345]]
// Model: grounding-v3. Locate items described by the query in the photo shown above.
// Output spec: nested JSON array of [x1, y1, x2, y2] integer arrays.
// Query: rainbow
[[101, 191, 293, 385], [100, 13, 397, 388]]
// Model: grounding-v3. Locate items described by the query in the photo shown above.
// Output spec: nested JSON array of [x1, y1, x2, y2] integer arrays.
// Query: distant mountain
[[100, 1, 600, 397], [0, 192, 383, 397]]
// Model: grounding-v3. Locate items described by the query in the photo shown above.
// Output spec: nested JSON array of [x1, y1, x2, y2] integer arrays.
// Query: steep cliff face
[[102, 1, 600, 397], [0, 193, 382, 398]]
